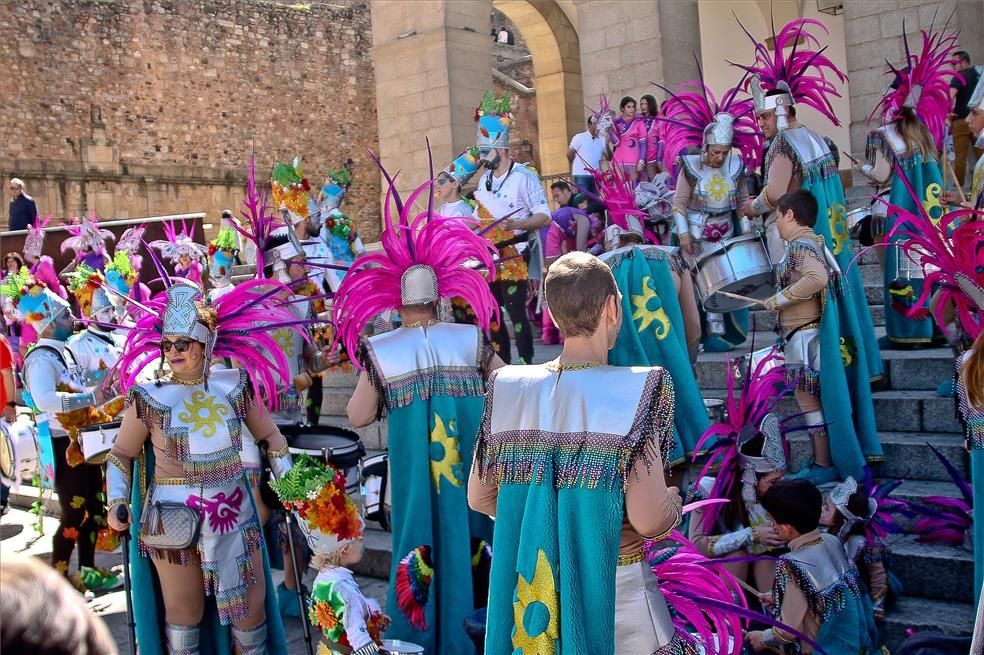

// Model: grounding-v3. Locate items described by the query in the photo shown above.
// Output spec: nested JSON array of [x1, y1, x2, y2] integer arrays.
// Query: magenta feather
[[586, 166, 659, 243], [868, 22, 959, 149], [229, 154, 278, 277], [909, 443, 973, 546], [731, 17, 847, 126]]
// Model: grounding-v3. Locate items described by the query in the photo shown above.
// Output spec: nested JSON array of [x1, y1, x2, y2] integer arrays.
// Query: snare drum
[[0, 422, 15, 485], [287, 426, 364, 491], [80, 421, 120, 465], [359, 451, 390, 531], [692, 235, 774, 313], [2, 420, 41, 485], [894, 250, 938, 280], [382, 639, 425, 655]]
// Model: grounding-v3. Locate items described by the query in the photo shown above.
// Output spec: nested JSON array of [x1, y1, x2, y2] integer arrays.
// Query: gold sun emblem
[[706, 173, 730, 202], [429, 413, 463, 492], [631, 276, 671, 340], [177, 390, 230, 438], [922, 182, 943, 226], [512, 549, 559, 654], [828, 203, 848, 255], [273, 327, 297, 359]]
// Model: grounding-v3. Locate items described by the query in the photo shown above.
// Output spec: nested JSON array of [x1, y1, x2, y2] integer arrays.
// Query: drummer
[[667, 107, 756, 353], [65, 266, 124, 387], [1, 269, 119, 591]]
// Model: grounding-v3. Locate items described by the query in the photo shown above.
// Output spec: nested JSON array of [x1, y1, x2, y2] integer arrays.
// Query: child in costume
[[149, 217, 207, 285], [23, 214, 68, 300], [434, 147, 481, 219], [660, 74, 762, 353], [748, 478, 881, 654], [854, 23, 957, 349], [338, 172, 502, 654], [270, 455, 389, 655], [763, 189, 879, 484]]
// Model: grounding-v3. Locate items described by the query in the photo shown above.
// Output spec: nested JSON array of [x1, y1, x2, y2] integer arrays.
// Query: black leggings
[[51, 437, 105, 573], [490, 280, 534, 364]]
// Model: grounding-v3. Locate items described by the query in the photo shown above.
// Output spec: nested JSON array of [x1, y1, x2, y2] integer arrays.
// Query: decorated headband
[[0, 267, 71, 334]]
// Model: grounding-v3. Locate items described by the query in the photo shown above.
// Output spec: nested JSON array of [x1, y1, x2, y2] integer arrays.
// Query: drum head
[[0, 423, 14, 481], [382, 640, 425, 654], [703, 271, 775, 312], [288, 426, 364, 469]]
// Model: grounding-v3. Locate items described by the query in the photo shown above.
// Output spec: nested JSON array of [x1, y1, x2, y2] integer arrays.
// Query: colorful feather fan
[[61, 213, 115, 258], [867, 17, 959, 150], [395, 545, 434, 632], [654, 58, 763, 173], [910, 443, 972, 547], [731, 17, 848, 126], [862, 468, 917, 548]]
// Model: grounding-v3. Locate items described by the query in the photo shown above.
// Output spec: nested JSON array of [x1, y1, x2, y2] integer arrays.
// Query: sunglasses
[[159, 339, 195, 353], [434, 177, 451, 186]]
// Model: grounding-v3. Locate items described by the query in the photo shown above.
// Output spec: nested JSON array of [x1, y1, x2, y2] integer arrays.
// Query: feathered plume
[[148, 217, 208, 264], [691, 347, 790, 530], [910, 443, 972, 547], [332, 176, 499, 365], [588, 165, 658, 243], [395, 545, 433, 632], [654, 58, 763, 172], [229, 154, 279, 277], [877, 166, 984, 339], [61, 214, 114, 257], [868, 18, 959, 149], [862, 467, 917, 547], [731, 16, 848, 126]]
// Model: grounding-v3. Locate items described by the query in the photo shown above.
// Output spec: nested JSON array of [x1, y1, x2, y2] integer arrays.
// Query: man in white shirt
[[472, 90, 551, 364], [568, 116, 606, 194]]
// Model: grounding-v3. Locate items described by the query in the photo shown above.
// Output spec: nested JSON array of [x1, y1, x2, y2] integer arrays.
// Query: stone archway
[[493, 0, 583, 176]]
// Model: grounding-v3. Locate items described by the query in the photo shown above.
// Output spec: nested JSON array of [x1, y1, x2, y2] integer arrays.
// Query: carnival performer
[[607, 95, 648, 187], [736, 18, 882, 369], [65, 265, 123, 387], [470, 251, 684, 655], [853, 24, 956, 349], [104, 275, 302, 655], [149, 218, 207, 286], [0, 269, 118, 591], [764, 190, 881, 483], [472, 90, 551, 364], [640, 93, 663, 181], [747, 479, 881, 653], [60, 213, 113, 276], [337, 174, 502, 654], [434, 147, 481, 219], [207, 226, 240, 303], [22, 214, 68, 300], [945, 70, 984, 210], [596, 172, 707, 471], [270, 455, 390, 655], [659, 74, 762, 353], [689, 348, 794, 592], [111, 225, 152, 314], [314, 164, 366, 292]]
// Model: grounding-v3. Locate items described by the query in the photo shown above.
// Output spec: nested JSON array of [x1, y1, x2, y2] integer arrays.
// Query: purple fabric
[[540, 207, 586, 244], [80, 251, 105, 271]]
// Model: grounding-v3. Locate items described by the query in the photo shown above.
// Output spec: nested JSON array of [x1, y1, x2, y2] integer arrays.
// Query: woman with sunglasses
[[434, 146, 482, 219], [105, 276, 303, 655]]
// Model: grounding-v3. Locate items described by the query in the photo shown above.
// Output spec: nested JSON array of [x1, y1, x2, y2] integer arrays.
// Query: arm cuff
[[775, 287, 810, 308], [62, 391, 97, 413], [672, 210, 689, 237], [750, 193, 774, 217], [106, 453, 132, 507]]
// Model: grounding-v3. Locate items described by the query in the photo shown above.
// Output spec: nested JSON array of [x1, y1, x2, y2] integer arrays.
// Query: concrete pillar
[[369, 0, 491, 207]]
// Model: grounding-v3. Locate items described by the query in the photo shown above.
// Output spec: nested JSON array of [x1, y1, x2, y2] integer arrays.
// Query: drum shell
[[693, 235, 774, 313], [286, 426, 364, 491], [382, 639, 425, 654], [80, 422, 120, 465], [359, 452, 390, 531], [703, 399, 726, 425]]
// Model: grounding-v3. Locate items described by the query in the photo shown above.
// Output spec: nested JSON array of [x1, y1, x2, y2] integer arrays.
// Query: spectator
[[505, 28, 515, 45], [550, 180, 575, 207], [497, 27, 509, 44], [0, 556, 118, 655], [951, 51, 983, 186], [568, 116, 606, 194], [4, 253, 24, 275], [490, 26, 498, 41], [7, 179, 37, 232]]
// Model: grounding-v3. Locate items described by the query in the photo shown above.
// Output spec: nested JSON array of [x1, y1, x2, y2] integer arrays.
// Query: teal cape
[[769, 128, 884, 474], [476, 366, 676, 655], [360, 326, 494, 655], [974, 449, 984, 604], [126, 452, 288, 655], [867, 131, 944, 346], [604, 246, 710, 463]]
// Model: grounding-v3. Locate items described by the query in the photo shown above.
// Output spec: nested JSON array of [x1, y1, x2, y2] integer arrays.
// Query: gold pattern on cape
[[429, 413, 463, 492], [512, 549, 560, 654], [177, 389, 230, 438], [631, 276, 671, 339]]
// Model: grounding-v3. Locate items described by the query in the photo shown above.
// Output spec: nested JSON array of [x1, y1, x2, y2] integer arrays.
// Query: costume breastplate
[[68, 330, 123, 387], [783, 533, 855, 596], [130, 368, 249, 486], [682, 154, 743, 213]]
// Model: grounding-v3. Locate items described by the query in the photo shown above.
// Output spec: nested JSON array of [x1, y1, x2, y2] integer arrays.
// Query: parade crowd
[[3, 14, 984, 655]]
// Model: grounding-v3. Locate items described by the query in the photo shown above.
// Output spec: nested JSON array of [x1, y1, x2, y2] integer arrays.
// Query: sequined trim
[[865, 129, 932, 172], [475, 368, 676, 491], [617, 550, 644, 567], [957, 356, 984, 450], [602, 245, 687, 275], [106, 452, 131, 486], [680, 155, 741, 213], [766, 130, 838, 184], [785, 366, 820, 397], [773, 555, 867, 624], [656, 633, 701, 655]]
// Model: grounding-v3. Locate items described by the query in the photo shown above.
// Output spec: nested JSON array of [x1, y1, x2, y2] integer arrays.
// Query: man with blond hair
[[8, 178, 37, 231]]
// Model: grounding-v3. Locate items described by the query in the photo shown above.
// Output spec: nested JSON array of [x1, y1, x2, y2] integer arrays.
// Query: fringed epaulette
[[774, 555, 866, 624], [866, 128, 933, 172], [766, 130, 838, 185], [474, 368, 675, 492], [126, 384, 163, 433], [357, 339, 387, 420], [957, 357, 984, 451]]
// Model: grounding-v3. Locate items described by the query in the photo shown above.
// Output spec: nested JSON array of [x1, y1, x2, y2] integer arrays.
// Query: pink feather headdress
[[228, 155, 279, 278], [61, 213, 114, 257], [731, 17, 847, 127], [655, 64, 763, 172], [23, 213, 53, 260], [333, 173, 499, 365], [587, 166, 657, 243], [868, 18, 959, 150], [149, 217, 208, 264], [878, 168, 984, 339]]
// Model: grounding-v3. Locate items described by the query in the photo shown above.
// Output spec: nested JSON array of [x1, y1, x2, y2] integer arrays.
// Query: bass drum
[[359, 451, 390, 531], [0, 420, 39, 486], [79, 421, 120, 465], [286, 425, 365, 492], [381, 640, 425, 655]]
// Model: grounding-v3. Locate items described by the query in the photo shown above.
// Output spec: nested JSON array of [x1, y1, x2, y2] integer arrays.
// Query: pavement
[[0, 502, 387, 654]]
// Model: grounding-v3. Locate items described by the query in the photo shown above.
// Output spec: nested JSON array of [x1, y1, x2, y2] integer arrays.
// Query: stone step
[[882, 596, 974, 651], [889, 535, 974, 603], [750, 302, 886, 330], [787, 432, 967, 482], [701, 388, 962, 434], [883, 478, 965, 512]]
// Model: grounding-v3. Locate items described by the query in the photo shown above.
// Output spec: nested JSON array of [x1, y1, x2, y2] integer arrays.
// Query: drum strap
[[780, 321, 820, 342]]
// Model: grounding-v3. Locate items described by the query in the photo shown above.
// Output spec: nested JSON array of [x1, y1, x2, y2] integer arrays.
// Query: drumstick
[[736, 577, 762, 596], [943, 157, 967, 204], [717, 290, 767, 307]]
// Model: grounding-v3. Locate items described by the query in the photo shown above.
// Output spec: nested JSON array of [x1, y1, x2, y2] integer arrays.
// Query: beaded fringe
[[957, 357, 984, 450], [767, 132, 838, 184], [775, 559, 866, 623], [785, 366, 820, 398], [202, 517, 263, 625], [475, 369, 675, 492], [865, 130, 926, 172]]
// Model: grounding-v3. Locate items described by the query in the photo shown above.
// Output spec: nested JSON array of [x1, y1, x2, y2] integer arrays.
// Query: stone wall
[[0, 0, 381, 240], [843, 0, 984, 166]]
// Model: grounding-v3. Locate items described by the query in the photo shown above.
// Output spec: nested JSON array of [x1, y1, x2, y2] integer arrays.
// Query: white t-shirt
[[473, 162, 550, 223], [569, 130, 606, 176]]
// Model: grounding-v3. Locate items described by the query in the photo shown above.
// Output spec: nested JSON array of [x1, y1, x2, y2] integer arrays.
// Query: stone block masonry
[[0, 0, 382, 241]]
